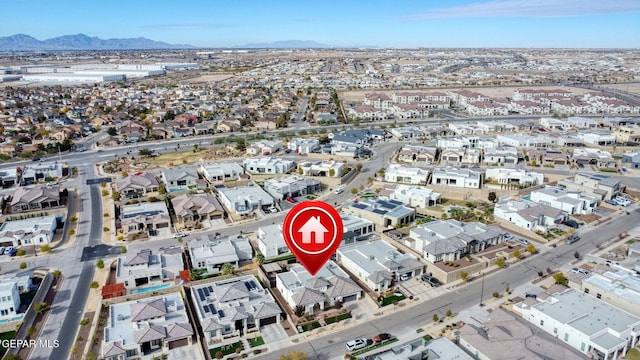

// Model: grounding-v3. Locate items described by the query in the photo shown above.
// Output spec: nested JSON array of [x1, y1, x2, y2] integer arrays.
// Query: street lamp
[[479, 272, 485, 306]]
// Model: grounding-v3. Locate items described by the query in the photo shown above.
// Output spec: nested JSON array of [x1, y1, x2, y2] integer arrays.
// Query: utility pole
[[479, 272, 485, 306]]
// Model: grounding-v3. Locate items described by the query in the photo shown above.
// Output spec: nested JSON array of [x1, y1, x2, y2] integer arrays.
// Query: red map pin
[[282, 200, 344, 276]]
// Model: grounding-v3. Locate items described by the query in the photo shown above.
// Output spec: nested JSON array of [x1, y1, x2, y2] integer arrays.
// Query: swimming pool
[[130, 283, 171, 294]]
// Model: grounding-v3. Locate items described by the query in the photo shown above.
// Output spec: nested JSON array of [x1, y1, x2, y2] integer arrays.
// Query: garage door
[[259, 316, 277, 327], [168, 338, 189, 349], [343, 294, 358, 303], [156, 223, 169, 228]]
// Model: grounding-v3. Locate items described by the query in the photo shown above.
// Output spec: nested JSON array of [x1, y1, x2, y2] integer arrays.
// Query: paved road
[[254, 208, 640, 360]]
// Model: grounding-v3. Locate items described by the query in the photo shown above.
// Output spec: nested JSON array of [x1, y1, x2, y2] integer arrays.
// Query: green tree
[[34, 302, 48, 313], [553, 272, 568, 286], [26, 326, 36, 339], [513, 249, 522, 259], [526, 244, 538, 254], [351, 188, 358, 195], [19, 262, 27, 269], [193, 144, 199, 152], [432, 314, 439, 323], [496, 257, 506, 268], [221, 263, 234, 276], [121, 247, 127, 254], [106, 127, 117, 136], [89, 281, 100, 289], [488, 191, 497, 203], [111, 191, 121, 201], [52, 269, 62, 278], [139, 148, 153, 157], [96, 259, 105, 269], [254, 253, 265, 266], [445, 309, 453, 317], [40, 244, 52, 253], [298, 167, 303, 175], [328, 168, 335, 177], [460, 271, 468, 282], [356, 163, 363, 172], [68, 229, 75, 236]]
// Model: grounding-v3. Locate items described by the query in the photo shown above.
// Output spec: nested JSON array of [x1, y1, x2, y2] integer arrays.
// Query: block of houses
[[529, 186, 597, 215], [187, 234, 252, 275], [346, 198, 415, 229], [216, 185, 274, 216], [431, 167, 482, 189], [160, 166, 200, 193], [276, 261, 362, 315], [288, 138, 320, 154], [379, 184, 441, 209], [580, 267, 640, 317], [297, 160, 345, 178], [384, 164, 429, 185], [9, 185, 62, 213], [558, 173, 625, 201], [263, 175, 321, 200], [483, 146, 518, 165], [170, 193, 224, 230], [0, 216, 56, 247], [120, 202, 171, 237], [459, 308, 583, 360], [515, 287, 640, 360], [246, 140, 282, 156], [102, 293, 194, 360], [114, 173, 159, 200], [337, 239, 424, 292], [242, 157, 295, 175], [493, 198, 567, 232], [198, 162, 245, 183], [191, 275, 282, 344], [115, 248, 184, 291], [485, 168, 544, 187], [409, 220, 505, 263]]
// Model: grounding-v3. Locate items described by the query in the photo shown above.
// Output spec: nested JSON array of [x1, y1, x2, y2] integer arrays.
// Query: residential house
[[581, 267, 640, 317], [379, 184, 441, 209], [0, 216, 56, 247], [397, 145, 437, 164], [0, 168, 18, 188], [297, 160, 345, 178], [483, 147, 519, 165], [9, 184, 62, 213], [187, 234, 252, 275], [431, 167, 482, 189], [409, 220, 504, 263], [160, 166, 200, 193], [346, 198, 415, 229], [246, 140, 282, 156], [0, 281, 21, 319], [530, 186, 597, 215], [20, 163, 66, 185], [288, 138, 320, 154], [115, 248, 184, 291], [102, 293, 194, 360], [191, 275, 282, 344], [242, 157, 295, 175], [337, 240, 424, 292], [216, 186, 274, 215], [170, 193, 224, 231], [114, 173, 159, 200], [384, 164, 429, 185], [485, 168, 544, 187], [276, 261, 362, 315], [257, 224, 289, 259], [263, 175, 321, 200], [613, 125, 640, 143], [493, 198, 567, 232], [371, 337, 472, 360], [558, 173, 624, 201], [572, 148, 617, 168], [198, 162, 245, 184], [515, 287, 640, 360], [622, 152, 640, 169], [120, 202, 171, 237]]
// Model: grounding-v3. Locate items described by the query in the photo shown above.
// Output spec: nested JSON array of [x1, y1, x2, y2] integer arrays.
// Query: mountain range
[[0, 34, 194, 51]]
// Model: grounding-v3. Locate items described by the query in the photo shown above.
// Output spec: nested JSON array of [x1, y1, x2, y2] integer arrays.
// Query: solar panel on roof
[[353, 203, 367, 209], [389, 199, 403, 206], [209, 304, 216, 313], [249, 281, 257, 290], [245, 282, 252, 291], [218, 310, 225, 318], [372, 209, 387, 215], [198, 288, 205, 301], [204, 306, 210, 313], [203, 288, 209, 296], [208, 286, 214, 292]]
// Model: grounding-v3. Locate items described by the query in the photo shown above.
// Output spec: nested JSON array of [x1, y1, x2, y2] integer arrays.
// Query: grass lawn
[[297, 321, 321, 332], [0, 331, 16, 356], [380, 294, 406, 307], [209, 341, 244, 357], [267, 254, 295, 262], [325, 312, 352, 324], [249, 336, 265, 347]]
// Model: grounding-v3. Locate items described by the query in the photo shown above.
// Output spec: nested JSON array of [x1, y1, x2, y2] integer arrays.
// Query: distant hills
[[235, 40, 378, 49], [0, 34, 194, 51]]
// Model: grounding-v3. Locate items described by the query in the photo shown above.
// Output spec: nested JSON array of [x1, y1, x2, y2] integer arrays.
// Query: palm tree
[[221, 263, 234, 276], [254, 253, 265, 266]]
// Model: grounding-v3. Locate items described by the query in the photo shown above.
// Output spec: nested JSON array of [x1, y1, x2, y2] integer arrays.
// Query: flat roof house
[[383, 164, 429, 185], [257, 224, 289, 259], [558, 173, 625, 201], [242, 157, 295, 175], [187, 234, 252, 276], [337, 240, 424, 292], [0, 216, 56, 247], [263, 175, 321, 200], [530, 186, 597, 215], [580, 267, 640, 317], [276, 261, 362, 315], [431, 167, 482, 189], [297, 160, 345, 178], [346, 198, 415, 229], [410, 220, 505, 263], [216, 186, 274, 216], [191, 275, 282, 344], [198, 162, 244, 183], [494, 198, 566, 232], [115, 247, 184, 292], [485, 168, 543, 187], [516, 287, 640, 360], [380, 184, 441, 209], [102, 292, 194, 360]]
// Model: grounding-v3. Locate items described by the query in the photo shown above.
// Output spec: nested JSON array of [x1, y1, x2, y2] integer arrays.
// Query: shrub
[[89, 281, 100, 289], [80, 318, 90, 326], [19, 262, 27, 269], [96, 259, 104, 269], [492, 291, 500, 298], [103, 227, 110, 232]]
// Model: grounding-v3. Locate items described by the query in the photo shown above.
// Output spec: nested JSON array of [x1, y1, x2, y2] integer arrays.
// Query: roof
[[130, 298, 166, 322], [10, 185, 60, 206], [171, 193, 223, 216], [134, 325, 166, 343], [165, 322, 193, 340], [102, 342, 126, 357]]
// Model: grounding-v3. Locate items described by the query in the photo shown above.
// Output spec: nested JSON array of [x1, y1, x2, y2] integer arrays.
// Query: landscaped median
[[377, 290, 406, 307], [210, 341, 244, 359]]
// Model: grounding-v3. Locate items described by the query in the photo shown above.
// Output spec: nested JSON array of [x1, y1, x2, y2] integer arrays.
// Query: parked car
[[0, 247, 4, 255], [525, 293, 537, 299], [614, 197, 631, 207], [421, 274, 441, 287], [7, 248, 17, 257], [503, 233, 513, 240], [334, 188, 344, 195], [373, 333, 392, 343], [31, 157, 40, 162], [571, 267, 589, 275], [346, 338, 368, 352], [400, 273, 411, 281], [515, 238, 530, 245], [173, 232, 186, 239], [604, 199, 619, 205], [565, 234, 580, 244], [286, 196, 297, 203], [563, 219, 580, 228], [605, 260, 620, 267]]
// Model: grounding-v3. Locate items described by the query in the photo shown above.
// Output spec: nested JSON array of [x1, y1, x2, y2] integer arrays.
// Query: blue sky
[[2, 0, 639, 48]]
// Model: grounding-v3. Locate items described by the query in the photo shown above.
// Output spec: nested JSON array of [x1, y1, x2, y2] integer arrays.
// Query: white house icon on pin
[[298, 216, 329, 244]]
